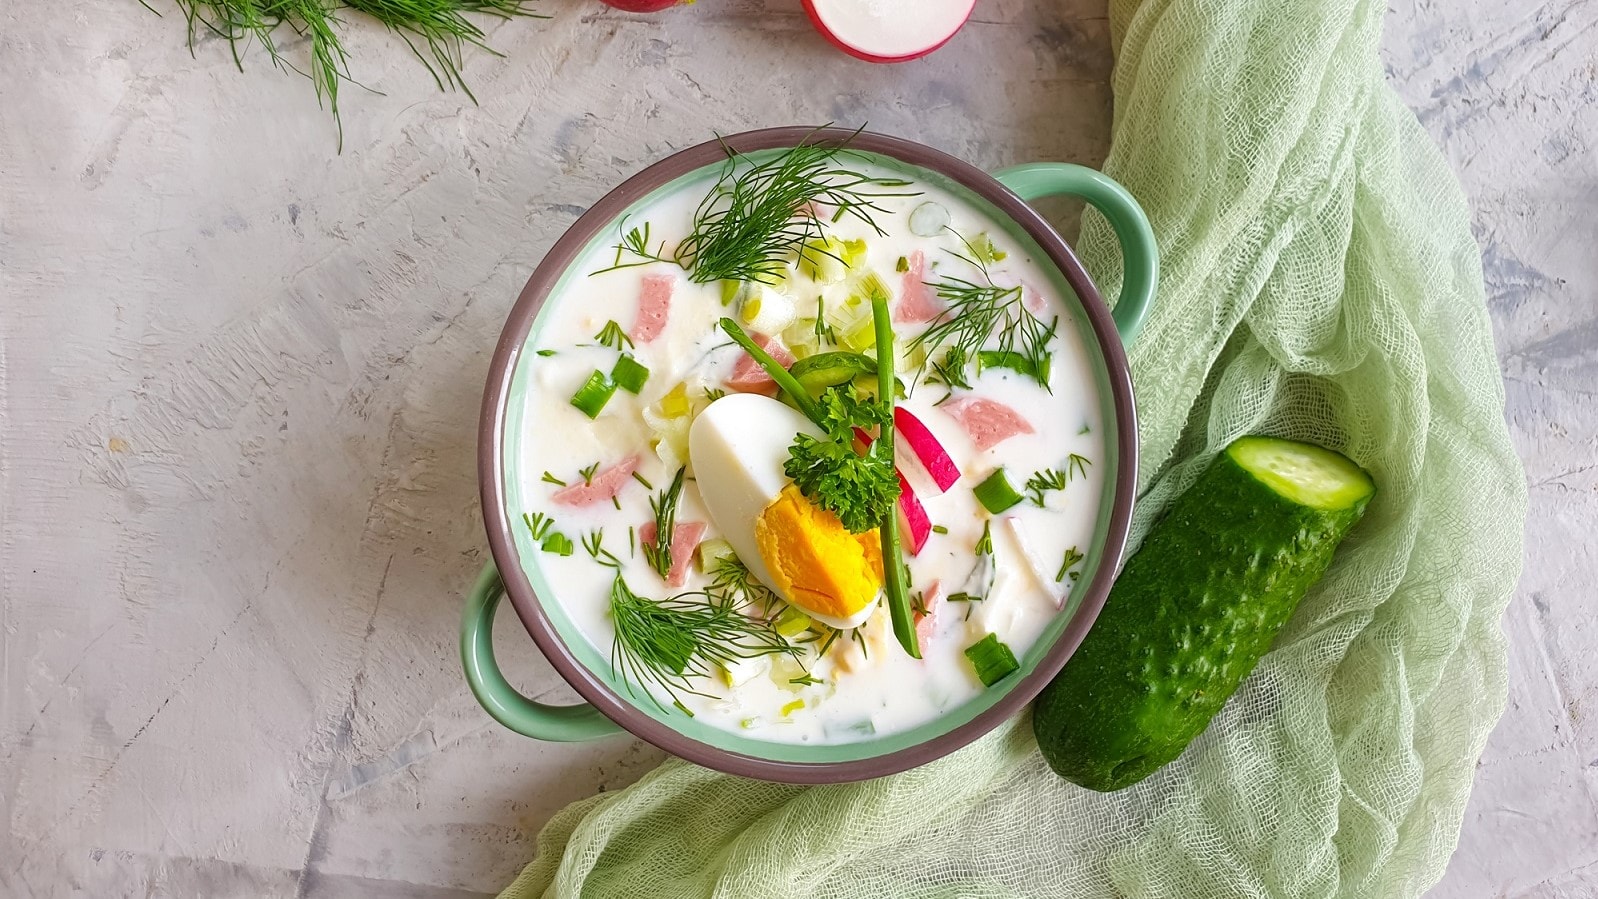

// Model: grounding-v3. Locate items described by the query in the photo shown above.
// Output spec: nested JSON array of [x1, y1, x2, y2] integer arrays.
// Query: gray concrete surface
[[2, 0, 1593, 895]]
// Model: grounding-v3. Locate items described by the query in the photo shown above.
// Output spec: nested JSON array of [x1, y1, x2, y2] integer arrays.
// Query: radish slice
[[894, 407, 960, 493], [803, 0, 976, 64], [896, 471, 932, 555]]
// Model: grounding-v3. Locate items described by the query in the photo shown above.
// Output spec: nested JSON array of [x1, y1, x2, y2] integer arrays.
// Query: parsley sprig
[[782, 385, 898, 535]]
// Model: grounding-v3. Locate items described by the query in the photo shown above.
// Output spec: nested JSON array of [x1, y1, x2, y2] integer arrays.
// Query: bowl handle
[[460, 562, 624, 741], [992, 163, 1158, 345]]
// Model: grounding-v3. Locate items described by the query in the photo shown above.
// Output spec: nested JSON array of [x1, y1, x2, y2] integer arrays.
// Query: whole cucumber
[[1033, 436, 1375, 791]]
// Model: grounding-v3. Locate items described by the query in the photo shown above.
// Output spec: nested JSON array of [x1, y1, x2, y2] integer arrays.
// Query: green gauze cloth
[[500, 0, 1527, 893]]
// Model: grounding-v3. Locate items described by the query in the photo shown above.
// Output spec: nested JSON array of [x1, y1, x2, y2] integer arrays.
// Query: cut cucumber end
[[1227, 436, 1375, 511]]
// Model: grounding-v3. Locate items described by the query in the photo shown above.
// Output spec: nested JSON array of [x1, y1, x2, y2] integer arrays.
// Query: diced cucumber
[[909, 202, 950, 237], [1033, 436, 1376, 791], [697, 537, 736, 572]]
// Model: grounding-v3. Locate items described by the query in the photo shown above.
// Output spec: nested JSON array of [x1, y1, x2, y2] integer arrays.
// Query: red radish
[[895, 471, 932, 555], [803, 0, 976, 64], [893, 407, 960, 493], [599, 0, 682, 11]]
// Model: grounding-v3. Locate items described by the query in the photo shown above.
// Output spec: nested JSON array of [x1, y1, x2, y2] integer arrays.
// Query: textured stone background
[[2, 0, 1593, 895]]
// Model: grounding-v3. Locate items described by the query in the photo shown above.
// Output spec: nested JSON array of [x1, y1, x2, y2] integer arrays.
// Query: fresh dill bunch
[[675, 129, 919, 284], [159, 0, 545, 147], [609, 576, 799, 705], [640, 466, 687, 579], [1024, 468, 1068, 507], [911, 234, 1058, 391]]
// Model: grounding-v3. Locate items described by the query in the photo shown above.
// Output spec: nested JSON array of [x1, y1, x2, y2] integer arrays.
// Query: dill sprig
[[162, 0, 546, 147], [594, 320, 634, 351], [1024, 453, 1092, 507], [912, 235, 1058, 391], [609, 576, 799, 706], [678, 131, 917, 284], [599, 129, 918, 284], [640, 466, 687, 579], [710, 555, 780, 612], [1056, 546, 1086, 583]]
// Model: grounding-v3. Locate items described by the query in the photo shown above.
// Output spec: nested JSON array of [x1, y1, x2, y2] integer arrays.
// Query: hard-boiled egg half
[[689, 393, 883, 630]]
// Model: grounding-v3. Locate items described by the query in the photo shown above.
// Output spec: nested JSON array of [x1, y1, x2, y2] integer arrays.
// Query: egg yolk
[[755, 485, 883, 623]]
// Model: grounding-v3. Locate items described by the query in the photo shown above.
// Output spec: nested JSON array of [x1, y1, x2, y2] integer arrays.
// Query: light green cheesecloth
[[500, 0, 1527, 892]]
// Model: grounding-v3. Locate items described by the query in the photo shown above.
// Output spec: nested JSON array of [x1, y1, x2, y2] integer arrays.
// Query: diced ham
[[630, 274, 674, 344], [725, 333, 796, 396], [894, 251, 942, 324], [915, 579, 943, 646], [639, 519, 707, 588], [941, 396, 1035, 451], [552, 455, 641, 507]]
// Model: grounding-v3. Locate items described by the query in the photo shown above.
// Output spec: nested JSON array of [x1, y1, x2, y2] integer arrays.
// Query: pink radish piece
[[552, 455, 641, 507], [894, 251, 943, 323], [893, 406, 960, 492], [726, 333, 797, 395], [640, 519, 707, 588], [630, 273, 674, 344], [941, 396, 1035, 451], [803, 0, 976, 64], [895, 471, 932, 555]]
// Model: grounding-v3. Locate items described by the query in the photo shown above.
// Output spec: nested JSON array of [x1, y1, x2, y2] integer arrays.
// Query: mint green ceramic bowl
[[462, 127, 1157, 784]]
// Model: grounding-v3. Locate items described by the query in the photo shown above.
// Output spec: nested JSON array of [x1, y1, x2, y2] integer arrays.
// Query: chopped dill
[[593, 218, 680, 276], [789, 673, 824, 687], [582, 529, 622, 569], [1027, 454, 1091, 506], [640, 466, 687, 579], [541, 471, 566, 486], [631, 470, 654, 490], [1056, 546, 1085, 583], [523, 512, 553, 541], [536, 349, 557, 357], [813, 296, 837, 346], [579, 461, 600, 485], [704, 386, 728, 403], [594, 319, 634, 352]]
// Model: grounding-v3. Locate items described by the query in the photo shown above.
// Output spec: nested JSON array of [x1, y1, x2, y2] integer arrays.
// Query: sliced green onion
[[570, 370, 617, 419], [611, 354, 650, 394], [931, 524, 949, 535], [964, 633, 1019, 686], [720, 280, 746, 306], [872, 291, 919, 660], [779, 698, 805, 717], [541, 532, 575, 556], [974, 469, 1024, 514], [772, 605, 813, 639], [895, 255, 910, 273], [977, 349, 1050, 383], [697, 537, 735, 572]]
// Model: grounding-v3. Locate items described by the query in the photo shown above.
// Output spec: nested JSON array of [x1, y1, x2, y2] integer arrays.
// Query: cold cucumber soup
[[511, 143, 1103, 744]]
